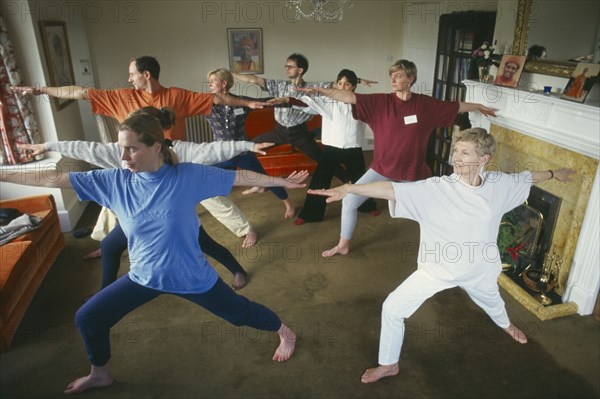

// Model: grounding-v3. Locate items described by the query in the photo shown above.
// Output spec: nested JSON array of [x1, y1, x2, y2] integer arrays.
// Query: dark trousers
[[252, 122, 349, 182], [298, 145, 377, 222], [100, 224, 246, 289], [213, 152, 288, 200], [76, 275, 281, 366]]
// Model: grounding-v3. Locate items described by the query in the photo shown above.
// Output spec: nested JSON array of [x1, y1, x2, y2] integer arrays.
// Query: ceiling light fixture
[[286, 0, 353, 22]]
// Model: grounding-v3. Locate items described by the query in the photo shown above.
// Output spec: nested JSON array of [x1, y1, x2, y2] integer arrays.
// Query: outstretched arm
[[1, 165, 72, 188], [213, 92, 265, 109], [234, 170, 308, 189], [308, 181, 395, 203], [531, 168, 575, 184], [174, 140, 273, 164], [358, 78, 378, 87], [232, 73, 266, 89], [21, 139, 273, 169], [12, 85, 88, 100], [458, 102, 497, 117], [296, 87, 356, 104], [19, 142, 122, 169]]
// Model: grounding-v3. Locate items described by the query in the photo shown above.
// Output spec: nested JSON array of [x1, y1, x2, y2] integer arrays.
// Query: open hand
[[283, 170, 309, 187], [479, 105, 498, 117], [359, 78, 378, 87], [11, 85, 39, 96], [294, 87, 319, 94], [266, 97, 289, 106], [17, 143, 47, 159], [307, 185, 350, 203], [553, 168, 576, 182], [247, 101, 266, 109], [252, 142, 275, 155]]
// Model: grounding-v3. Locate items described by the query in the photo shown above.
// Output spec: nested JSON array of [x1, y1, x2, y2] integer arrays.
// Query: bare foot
[[64, 366, 114, 394], [273, 324, 296, 362], [242, 229, 258, 248], [322, 244, 349, 258], [361, 363, 400, 384], [503, 323, 528, 344], [82, 248, 102, 260], [242, 186, 266, 195], [232, 272, 248, 290], [283, 199, 295, 219]]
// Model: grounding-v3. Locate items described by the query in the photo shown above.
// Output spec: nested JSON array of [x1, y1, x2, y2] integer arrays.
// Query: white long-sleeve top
[[45, 140, 255, 169], [298, 95, 370, 149]]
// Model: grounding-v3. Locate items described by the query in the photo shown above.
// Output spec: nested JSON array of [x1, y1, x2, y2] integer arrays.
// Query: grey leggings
[[340, 168, 392, 239]]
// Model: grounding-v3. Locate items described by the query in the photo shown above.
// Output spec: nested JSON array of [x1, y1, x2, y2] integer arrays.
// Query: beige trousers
[[199, 196, 252, 237], [90, 207, 119, 241]]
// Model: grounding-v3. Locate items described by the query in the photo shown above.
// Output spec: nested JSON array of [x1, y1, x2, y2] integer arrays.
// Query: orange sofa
[[0, 195, 64, 352], [245, 108, 322, 176]]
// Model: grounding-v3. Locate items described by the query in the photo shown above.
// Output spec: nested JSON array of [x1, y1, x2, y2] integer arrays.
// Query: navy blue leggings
[[76, 275, 282, 366], [100, 224, 245, 289], [213, 152, 288, 200]]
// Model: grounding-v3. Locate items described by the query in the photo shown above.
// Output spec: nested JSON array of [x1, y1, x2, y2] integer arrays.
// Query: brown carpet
[[1, 185, 599, 399]]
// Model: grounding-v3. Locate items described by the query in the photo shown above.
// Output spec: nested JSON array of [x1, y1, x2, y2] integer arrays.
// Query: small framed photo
[[494, 55, 526, 88], [560, 63, 600, 103], [227, 28, 263, 74], [39, 21, 76, 110]]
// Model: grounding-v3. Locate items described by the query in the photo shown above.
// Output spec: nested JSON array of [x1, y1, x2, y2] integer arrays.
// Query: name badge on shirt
[[233, 108, 245, 116], [404, 115, 418, 124]]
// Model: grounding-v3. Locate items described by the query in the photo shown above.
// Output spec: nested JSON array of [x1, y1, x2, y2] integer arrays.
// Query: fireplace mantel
[[465, 80, 600, 316], [464, 80, 599, 160]]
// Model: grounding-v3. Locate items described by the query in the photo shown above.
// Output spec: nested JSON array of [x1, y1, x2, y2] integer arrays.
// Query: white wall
[[81, 1, 501, 97], [82, 1, 403, 94], [1, 0, 92, 230], [3, 0, 507, 229]]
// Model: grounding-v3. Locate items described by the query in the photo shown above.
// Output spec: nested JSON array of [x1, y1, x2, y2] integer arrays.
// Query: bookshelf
[[428, 11, 496, 176]]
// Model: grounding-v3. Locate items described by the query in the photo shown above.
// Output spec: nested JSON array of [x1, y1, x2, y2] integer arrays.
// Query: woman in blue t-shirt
[[2, 113, 308, 394]]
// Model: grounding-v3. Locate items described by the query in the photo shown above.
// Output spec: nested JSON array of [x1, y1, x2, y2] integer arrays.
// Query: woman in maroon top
[[300, 59, 497, 258]]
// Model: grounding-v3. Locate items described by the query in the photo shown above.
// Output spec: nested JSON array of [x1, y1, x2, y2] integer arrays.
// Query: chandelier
[[286, 0, 353, 22]]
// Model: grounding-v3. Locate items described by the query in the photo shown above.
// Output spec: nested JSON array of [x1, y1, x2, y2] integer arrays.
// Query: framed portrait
[[560, 63, 600, 103], [494, 55, 526, 88], [39, 21, 76, 110], [227, 28, 263, 74]]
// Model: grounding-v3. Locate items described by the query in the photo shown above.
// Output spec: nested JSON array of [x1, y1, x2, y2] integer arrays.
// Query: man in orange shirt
[[14, 56, 263, 249]]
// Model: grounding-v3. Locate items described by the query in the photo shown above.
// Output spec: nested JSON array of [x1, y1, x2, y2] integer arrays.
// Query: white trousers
[[377, 265, 510, 365]]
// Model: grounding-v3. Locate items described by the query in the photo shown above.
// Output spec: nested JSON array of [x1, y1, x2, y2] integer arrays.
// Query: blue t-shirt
[[70, 163, 236, 294]]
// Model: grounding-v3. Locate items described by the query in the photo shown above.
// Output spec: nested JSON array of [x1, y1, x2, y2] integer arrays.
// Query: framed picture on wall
[[560, 63, 600, 103], [227, 28, 263, 74], [39, 21, 76, 110], [494, 55, 526, 88]]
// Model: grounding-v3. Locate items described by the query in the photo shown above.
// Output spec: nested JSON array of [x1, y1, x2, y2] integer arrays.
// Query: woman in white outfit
[[310, 128, 575, 383]]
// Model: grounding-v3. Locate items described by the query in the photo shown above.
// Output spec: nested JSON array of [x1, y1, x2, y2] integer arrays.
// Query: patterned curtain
[[0, 16, 41, 164]]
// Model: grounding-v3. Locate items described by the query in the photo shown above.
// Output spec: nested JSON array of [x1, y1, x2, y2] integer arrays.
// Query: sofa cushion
[[0, 195, 65, 352]]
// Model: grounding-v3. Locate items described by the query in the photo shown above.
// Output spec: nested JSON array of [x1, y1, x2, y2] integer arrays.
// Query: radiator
[[185, 116, 213, 143], [95, 114, 120, 143]]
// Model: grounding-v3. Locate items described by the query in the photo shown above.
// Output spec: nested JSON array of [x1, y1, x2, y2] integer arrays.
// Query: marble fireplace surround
[[465, 80, 600, 319]]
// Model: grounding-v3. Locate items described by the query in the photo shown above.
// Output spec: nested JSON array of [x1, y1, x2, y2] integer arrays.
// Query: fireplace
[[500, 187, 561, 270], [499, 186, 563, 305], [465, 80, 600, 319], [524, 186, 561, 268]]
